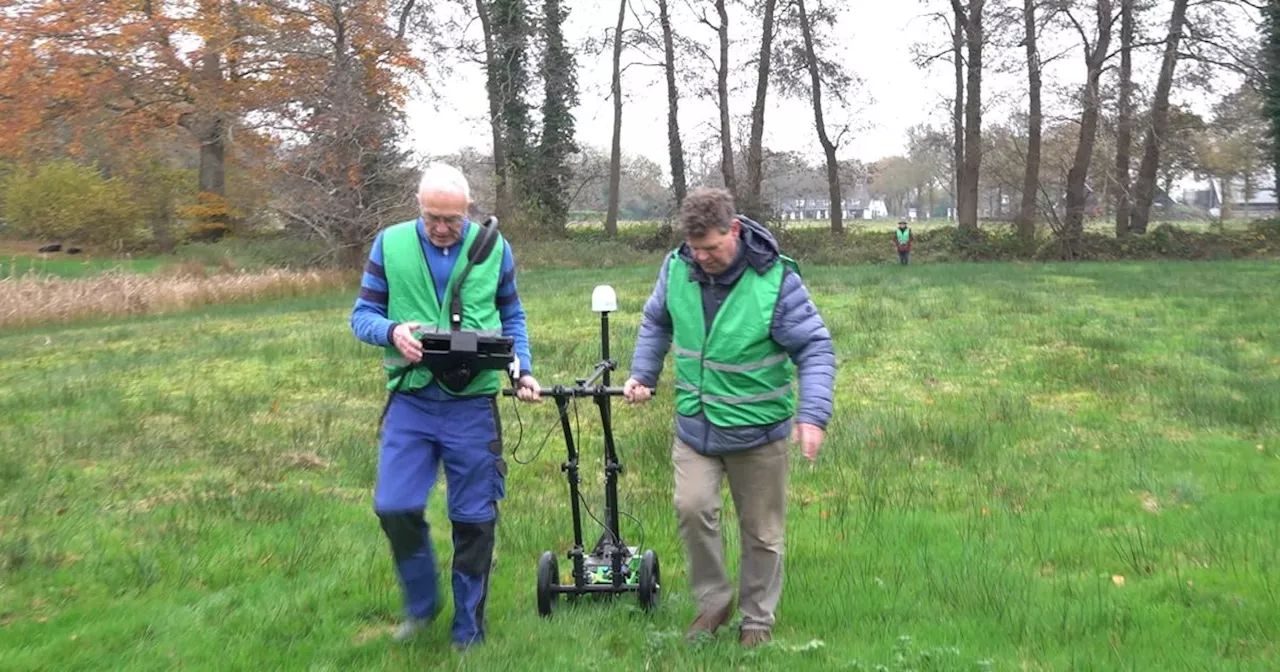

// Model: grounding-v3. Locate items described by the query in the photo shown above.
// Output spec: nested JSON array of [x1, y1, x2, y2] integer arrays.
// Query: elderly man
[[623, 187, 836, 648], [350, 163, 541, 650]]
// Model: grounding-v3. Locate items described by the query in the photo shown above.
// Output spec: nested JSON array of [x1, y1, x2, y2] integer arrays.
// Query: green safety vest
[[896, 228, 911, 245], [666, 253, 797, 427], [381, 220, 505, 396]]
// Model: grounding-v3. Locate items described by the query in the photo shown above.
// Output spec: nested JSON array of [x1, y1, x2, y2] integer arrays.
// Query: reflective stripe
[[674, 381, 793, 405], [702, 384, 793, 405], [702, 352, 789, 373], [674, 346, 788, 374]]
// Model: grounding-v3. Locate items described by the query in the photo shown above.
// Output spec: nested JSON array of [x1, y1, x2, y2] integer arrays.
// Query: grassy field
[[2, 261, 1278, 670]]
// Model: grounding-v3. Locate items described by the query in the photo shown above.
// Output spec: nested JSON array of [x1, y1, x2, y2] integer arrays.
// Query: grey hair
[[417, 162, 471, 201]]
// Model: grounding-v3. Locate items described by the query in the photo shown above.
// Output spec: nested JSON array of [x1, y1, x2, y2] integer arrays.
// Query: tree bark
[[714, 0, 737, 196], [952, 11, 965, 222], [1113, 0, 1134, 236], [796, 0, 841, 234], [1064, 0, 1114, 257], [742, 0, 778, 222], [1016, 0, 1040, 252], [604, 0, 626, 237], [658, 0, 687, 207], [959, 0, 984, 234], [1130, 0, 1190, 233], [538, 0, 577, 235], [195, 49, 227, 240], [476, 0, 510, 223]]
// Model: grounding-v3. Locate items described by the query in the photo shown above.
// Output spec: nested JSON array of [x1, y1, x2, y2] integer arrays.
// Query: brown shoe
[[739, 628, 772, 648], [684, 601, 733, 641]]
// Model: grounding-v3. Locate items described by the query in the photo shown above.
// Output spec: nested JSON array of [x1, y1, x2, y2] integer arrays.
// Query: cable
[[619, 509, 646, 554], [510, 395, 573, 465]]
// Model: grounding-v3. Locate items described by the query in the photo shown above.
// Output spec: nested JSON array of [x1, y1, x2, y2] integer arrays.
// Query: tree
[[1195, 85, 1270, 218], [907, 125, 955, 215], [657, 0, 688, 206], [1017, 0, 1046, 251], [536, 0, 578, 235], [1113, 0, 1136, 236], [707, 0, 738, 196], [1264, 0, 1280, 201], [1062, 0, 1115, 257], [870, 156, 919, 217], [775, 0, 858, 233], [0, 0, 278, 237], [1130, 0, 1190, 234], [950, 0, 985, 234], [741, 0, 780, 223], [604, 0, 628, 237], [474, 0, 511, 223], [483, 0, 535, 224], [268, 0, 426, 265]]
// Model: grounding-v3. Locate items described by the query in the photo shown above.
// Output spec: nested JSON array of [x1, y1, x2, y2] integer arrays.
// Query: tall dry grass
[[0, 267, 355, 329]]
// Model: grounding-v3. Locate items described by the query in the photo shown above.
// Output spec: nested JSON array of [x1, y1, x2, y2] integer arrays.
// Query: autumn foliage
[[0, 0, 426, 253]]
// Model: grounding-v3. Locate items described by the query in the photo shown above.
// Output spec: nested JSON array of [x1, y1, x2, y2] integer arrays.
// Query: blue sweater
[[350, 219, 533, 399]]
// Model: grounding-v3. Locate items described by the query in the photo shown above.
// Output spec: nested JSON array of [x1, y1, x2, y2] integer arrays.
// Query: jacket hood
[[677, 215, 782, 284]]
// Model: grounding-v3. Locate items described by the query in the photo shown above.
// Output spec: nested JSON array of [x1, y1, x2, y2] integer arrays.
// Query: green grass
[[0, 254, 165, 279], [2, 261, 1278, 670]]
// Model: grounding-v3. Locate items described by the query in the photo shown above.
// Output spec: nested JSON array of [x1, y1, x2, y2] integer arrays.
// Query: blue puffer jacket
[[629, 216, 837, 456]]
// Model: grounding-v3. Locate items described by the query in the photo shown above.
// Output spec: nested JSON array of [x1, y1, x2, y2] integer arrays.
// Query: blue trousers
[[375, 392, 507, 646]]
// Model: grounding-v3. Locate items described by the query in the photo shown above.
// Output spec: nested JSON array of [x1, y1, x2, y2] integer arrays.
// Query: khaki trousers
[[672, 436, 788, 632]]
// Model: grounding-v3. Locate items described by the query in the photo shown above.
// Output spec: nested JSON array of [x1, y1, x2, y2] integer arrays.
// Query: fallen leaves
[[1112, 574, 1126, 587]]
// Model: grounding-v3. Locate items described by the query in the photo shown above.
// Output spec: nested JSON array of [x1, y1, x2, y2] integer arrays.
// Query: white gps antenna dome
[[591, 284, 618, 313]]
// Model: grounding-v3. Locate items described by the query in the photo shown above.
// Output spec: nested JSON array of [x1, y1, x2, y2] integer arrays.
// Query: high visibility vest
[[381, 220, 505, 395], [666, 254, 797, 427]]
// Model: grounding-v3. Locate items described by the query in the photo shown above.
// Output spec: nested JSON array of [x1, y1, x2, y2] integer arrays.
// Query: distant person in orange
[[893, 220, 914, 265]]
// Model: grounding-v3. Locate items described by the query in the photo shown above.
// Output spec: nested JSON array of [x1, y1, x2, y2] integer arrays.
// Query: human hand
[[623, 378, 652, 404], [792, 422, 825, 464], [392, 322, 424, 364], [516, 374, 542, 403]]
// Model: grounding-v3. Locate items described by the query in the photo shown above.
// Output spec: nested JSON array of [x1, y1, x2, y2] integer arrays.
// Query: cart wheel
[[637, 550, 660, 612], [536, 551, 558, 617]]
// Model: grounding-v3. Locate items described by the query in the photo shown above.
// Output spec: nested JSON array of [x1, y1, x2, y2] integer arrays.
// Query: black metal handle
[[502, 385, 636, 398]]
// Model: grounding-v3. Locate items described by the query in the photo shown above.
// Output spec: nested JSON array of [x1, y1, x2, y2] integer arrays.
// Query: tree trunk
[[1016, 0, 1040, 253], [491, 0, 533, 213], [658, 0, 687, 207], [1114, 0, 1134, 236], [604, 0, 626, 237], [1266, 3, 1280, 210], [195, 50, 227, 240], [952, 10, 965, 223], [537, 0, 576, 235], [1064, 1, 1113, 258], [476, 0, 510, 223], [796, 0, 841, 234], [959, 0, 984, 234], [742, 0, 778, 223], [1130, 0, 1190, 234], [715, 0, 737, 196]]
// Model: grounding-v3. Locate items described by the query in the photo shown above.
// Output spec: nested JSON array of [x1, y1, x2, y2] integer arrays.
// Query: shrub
[[0, 160, 146, 249]]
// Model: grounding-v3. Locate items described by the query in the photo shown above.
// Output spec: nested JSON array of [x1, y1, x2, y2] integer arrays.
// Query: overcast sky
[[404, 1, 1258, 177]]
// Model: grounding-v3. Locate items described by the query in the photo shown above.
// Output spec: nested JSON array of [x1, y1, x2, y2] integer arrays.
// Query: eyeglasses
[[423, 211, 464, 228]]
